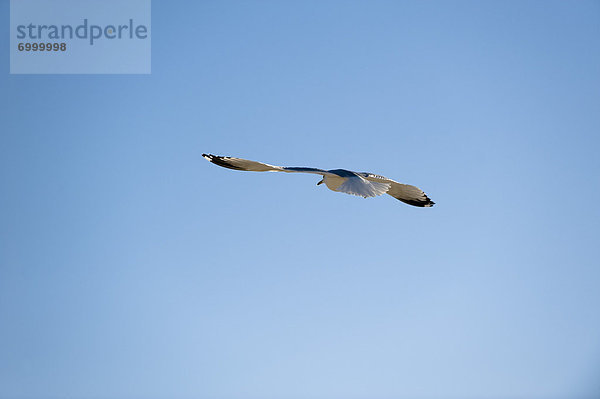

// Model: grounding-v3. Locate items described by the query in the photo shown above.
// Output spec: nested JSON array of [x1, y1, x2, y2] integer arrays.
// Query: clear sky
[[1, 1, 600, 398]]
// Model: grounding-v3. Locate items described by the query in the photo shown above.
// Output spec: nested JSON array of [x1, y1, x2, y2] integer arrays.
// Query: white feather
[[336, 176, 390, 198]]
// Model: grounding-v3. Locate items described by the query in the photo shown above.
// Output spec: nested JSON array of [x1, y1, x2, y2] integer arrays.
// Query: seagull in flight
[[202, 154, 435, 207]]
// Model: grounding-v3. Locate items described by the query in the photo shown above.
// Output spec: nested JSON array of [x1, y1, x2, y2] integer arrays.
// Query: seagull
[[202, 154, 435, 207]]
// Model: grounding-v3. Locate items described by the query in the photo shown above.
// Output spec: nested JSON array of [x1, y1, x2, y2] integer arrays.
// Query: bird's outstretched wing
[[202, 154, 331, 175], [361, 173, 435, 207]]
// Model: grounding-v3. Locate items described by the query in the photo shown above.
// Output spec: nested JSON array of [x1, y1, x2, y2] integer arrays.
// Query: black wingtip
[[422, 197, 435, 207], [399, 196, 435, 207], [202, 153, 246, 171], [420, 193, 435, 207]]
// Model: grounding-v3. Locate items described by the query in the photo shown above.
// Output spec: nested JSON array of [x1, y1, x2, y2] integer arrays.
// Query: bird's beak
[[317, 179, 323, 186]]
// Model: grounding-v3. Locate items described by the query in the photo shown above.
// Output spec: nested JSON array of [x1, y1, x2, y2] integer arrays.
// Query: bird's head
[[317, 178, 324, 186]]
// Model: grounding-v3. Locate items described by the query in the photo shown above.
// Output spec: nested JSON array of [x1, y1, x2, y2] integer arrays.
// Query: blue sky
[[1, 1, 600, 398]]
